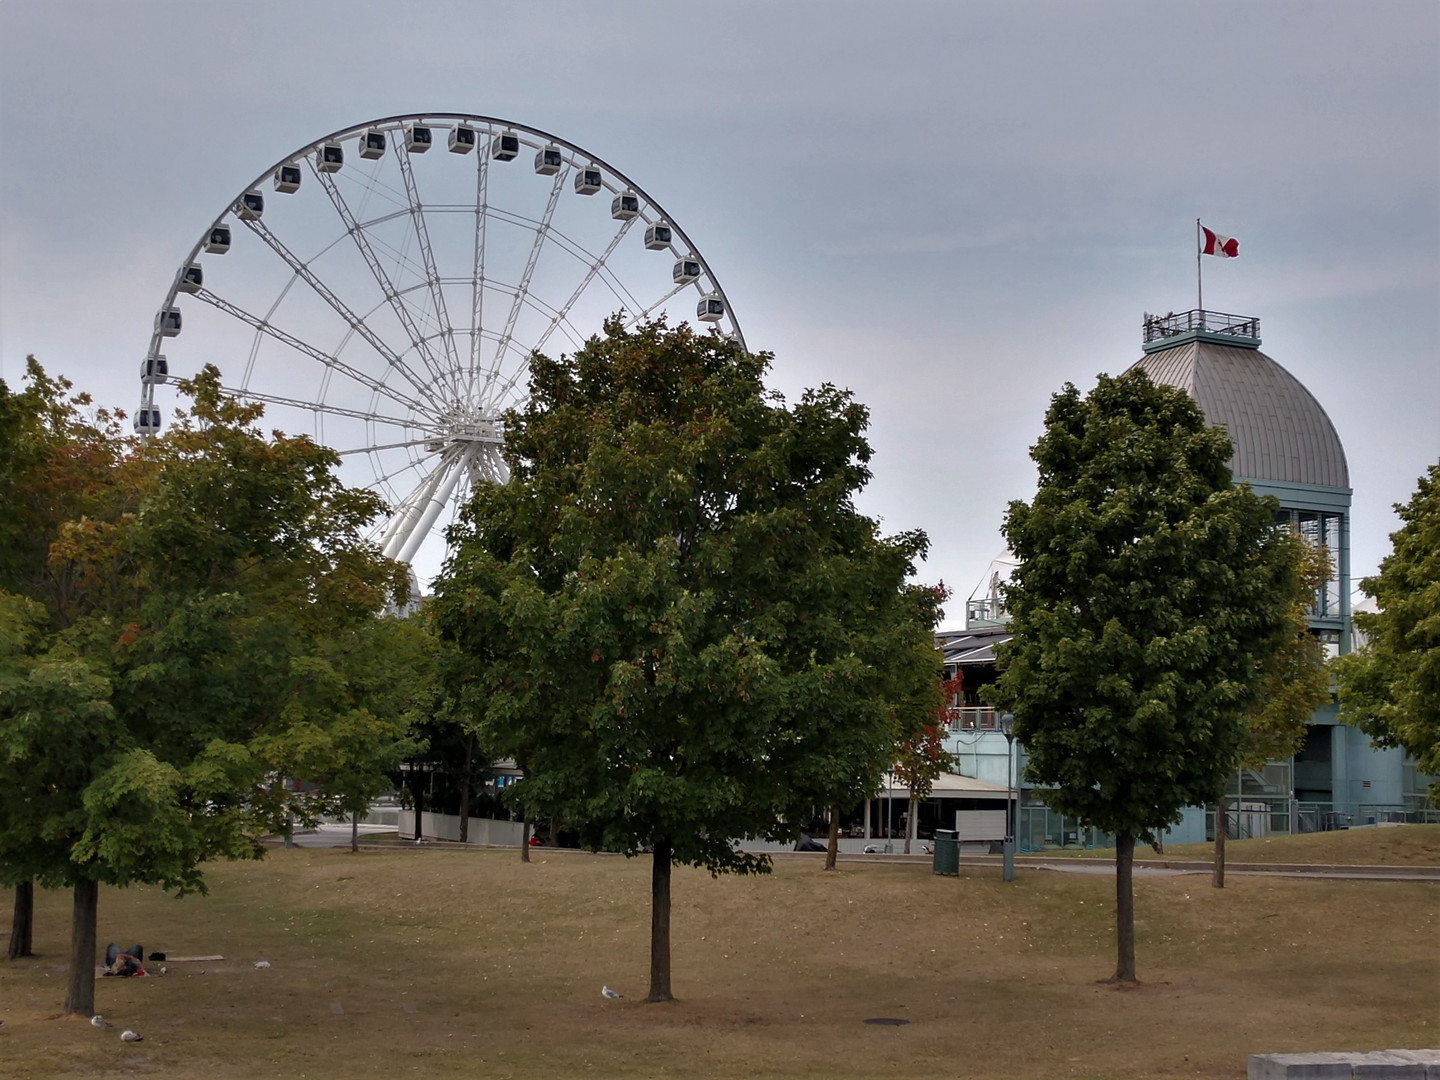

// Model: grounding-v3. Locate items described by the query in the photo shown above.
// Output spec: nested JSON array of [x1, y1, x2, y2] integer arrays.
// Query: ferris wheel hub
[[426, 412, 504, 453]]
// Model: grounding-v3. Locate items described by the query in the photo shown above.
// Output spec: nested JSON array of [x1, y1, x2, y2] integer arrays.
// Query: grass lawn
[[1035, 822, 1440, 866], [2, 829, 1437, 1080]]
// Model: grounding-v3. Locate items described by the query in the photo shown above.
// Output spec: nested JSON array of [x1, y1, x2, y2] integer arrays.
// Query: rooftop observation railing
[[965, 598, 1005, 625], [1142, 309, 1260, 344]]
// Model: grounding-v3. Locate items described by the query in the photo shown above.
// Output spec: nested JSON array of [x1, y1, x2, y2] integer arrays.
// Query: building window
[[1275, 507, 1344, 617]]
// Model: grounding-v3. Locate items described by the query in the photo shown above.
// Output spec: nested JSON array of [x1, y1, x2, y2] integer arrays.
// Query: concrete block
[[1249, 1051, 1440, 1080], [1382, 1050, 1440, 1079], [1353, 1050, 1426, 1079], [1248, 1053, 1359, 1080]]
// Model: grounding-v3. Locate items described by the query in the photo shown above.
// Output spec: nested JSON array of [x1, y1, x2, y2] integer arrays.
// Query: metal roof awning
[[879, 773, 1014, 799]]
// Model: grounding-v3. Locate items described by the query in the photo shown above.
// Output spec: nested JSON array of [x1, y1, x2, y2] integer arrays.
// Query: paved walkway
[[275, 827, 1440, 881], [831, 851, 1440, 881]]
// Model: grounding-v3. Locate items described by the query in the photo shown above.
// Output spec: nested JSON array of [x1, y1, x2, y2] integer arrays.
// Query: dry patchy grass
[[1045, 822, 1440, 866], [1, 840, 1437, 1079]]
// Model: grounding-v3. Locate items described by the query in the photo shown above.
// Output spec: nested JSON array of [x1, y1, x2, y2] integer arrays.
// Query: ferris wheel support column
[[395, 444, 479, 566], [380, 456, 452, 560]]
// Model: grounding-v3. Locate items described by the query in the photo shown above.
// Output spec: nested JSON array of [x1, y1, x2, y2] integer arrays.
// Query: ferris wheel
[[139, 113, 744, 581]]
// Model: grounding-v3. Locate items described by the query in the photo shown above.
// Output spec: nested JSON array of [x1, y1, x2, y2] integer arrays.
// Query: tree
[[892, 661, 960, 855], [1, 360, 124, 961], [262, 614, 433, 854], [993, 370, 1300, 982], [1213, 539, 1331, 887], [432, 318, 936, 1002], [0, 362, 410, 1012], [807, 587, 945, 870], [1335, 459, 1440, 798]]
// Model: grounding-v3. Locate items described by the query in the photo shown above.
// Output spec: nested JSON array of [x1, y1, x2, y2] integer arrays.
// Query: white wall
[[397, 810, 526, 847]]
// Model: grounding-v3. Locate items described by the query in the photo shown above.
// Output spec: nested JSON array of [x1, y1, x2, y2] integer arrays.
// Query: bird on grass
[[601, 986, 623, 1000], [90, 1015, 108, 1029], [120, 1030, 143, 1043]]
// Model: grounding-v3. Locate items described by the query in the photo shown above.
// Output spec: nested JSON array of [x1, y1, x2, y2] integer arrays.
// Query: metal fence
[[1142, 308, 1260, 342]]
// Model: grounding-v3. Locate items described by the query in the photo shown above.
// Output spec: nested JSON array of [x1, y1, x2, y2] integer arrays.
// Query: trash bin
[[932, 829, 959, 876]]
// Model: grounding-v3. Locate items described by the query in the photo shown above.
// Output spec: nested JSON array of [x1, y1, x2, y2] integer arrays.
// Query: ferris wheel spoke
[[230, 222, 446, 412], [395, 139, 464, 390], [195, 289, 441, 416], [335, 435, 437, 456], [486, 166, 569, 391], [624, 281, 690, 327], [214, 382, 432, 433], [369, 455, 444, 510], [526, 218, 637, 368], [467, 153, 490, 399], [311, 159, 451, 392]]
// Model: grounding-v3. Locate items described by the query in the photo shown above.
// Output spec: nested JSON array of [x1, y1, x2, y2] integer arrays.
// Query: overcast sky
[[2, 1, 1436, 626]]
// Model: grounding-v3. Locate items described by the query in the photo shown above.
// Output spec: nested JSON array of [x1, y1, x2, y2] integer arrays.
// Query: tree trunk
[[8, 878, 34, 959], [904, 794, 918, 854], [412, 769, 424, 843], [351, 811, 360, 854], [646, 836, 673, 1003], [458, 737, 473, 844], [521, 817, 532, 863], [1212, 800, 1226, 888], [1112, 832, 1136, 983], [64, 878, 98, 1015], [824, 804, 839, 871]]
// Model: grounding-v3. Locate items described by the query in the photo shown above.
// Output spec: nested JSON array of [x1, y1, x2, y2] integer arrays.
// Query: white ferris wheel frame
[[140, 112, 745, 570]]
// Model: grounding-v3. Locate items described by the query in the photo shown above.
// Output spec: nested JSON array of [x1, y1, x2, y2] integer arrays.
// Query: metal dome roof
[[1127, 339, 1350, 490]]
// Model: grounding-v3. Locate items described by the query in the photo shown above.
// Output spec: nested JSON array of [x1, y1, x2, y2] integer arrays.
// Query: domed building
[[933, 310, 1428, 853], [1128, 310, 1415, 832]]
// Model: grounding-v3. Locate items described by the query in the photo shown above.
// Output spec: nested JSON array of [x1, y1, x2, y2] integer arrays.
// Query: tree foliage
[[0, 361, 414, 1010], [432, 319, 937, 1000], [1335, 459, 1440, 798], [993, 370, 1302, 980], [1239, 539, 1332, 768]]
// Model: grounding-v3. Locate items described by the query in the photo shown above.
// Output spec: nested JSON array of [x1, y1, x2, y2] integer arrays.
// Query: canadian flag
[[1201, 225, 1239, 258]]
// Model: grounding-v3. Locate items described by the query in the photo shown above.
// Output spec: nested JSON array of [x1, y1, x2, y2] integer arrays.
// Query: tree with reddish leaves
[[893, 665, 961, 854]]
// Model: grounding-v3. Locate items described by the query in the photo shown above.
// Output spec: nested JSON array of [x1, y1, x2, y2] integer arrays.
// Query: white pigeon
[[253, 960, 271, 969], [90, 1014, 108, 1028], [601, 986, 623, 1000], [120, 1029, 143, 1043]]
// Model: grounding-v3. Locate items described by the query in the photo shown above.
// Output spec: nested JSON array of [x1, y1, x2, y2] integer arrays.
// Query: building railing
[[946, 706, 1001, 731], [1142, 309, 1260, 343], [965, 598, 1005, 625]]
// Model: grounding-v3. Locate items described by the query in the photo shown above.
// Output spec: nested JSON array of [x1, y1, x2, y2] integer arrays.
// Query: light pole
[[884, 768, 894, 854], [999, 713, 1016, 882]]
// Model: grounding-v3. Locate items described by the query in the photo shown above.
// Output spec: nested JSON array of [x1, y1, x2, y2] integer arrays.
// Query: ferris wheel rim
[[140, 112, 746, 575], [143, 112, 745, 363]]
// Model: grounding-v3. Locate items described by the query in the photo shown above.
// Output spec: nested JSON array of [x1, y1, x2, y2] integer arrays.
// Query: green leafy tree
[[994, 370, 1299, 982], [432, 318, 936, 1002], [1335, 460, 1440, 798], [800, 583, 943, 871], [0, 362, 410, 1012], [1213, 538, 1331, 887], [1, 360, 129, 960], [259, 614, 433, 853]]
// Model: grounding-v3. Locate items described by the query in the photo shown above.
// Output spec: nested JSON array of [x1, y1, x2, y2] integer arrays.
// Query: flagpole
[[1196, 218, 1203, 315]]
